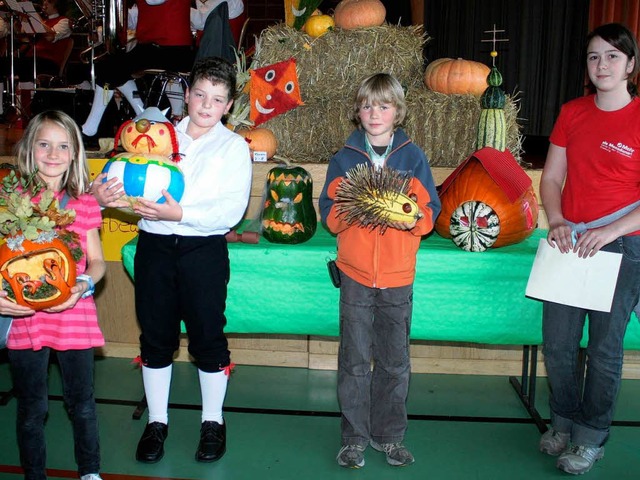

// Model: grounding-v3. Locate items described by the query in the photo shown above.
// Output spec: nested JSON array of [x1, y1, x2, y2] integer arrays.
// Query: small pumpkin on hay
[[100, 107, 185, 214], [435, 147, 538, 252]]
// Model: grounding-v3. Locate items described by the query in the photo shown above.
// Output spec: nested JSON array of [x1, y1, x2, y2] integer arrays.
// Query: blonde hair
[[15, 110, 89, 197], [351, 73, 407, 128]]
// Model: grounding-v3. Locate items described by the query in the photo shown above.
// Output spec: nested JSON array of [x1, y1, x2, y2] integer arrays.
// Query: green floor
[[0, 355, 639, 479]]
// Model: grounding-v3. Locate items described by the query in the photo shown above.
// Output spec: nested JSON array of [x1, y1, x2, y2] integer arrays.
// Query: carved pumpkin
[[435, 148, 539, 252], [102, 107, 185, 212], [424, 58, 491, 96], [0, 236, 76, 310], [261, 164, 317, 244], [238, 127, 278, 160], [334, 0, 386, 29]]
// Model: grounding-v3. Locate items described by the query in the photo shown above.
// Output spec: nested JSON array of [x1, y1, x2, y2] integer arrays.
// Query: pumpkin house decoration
[[261, 163, 317, 244], [334, 164, 422, 233], [101, 107, 185, 213], [334, 0, 386, 30], [0, 170, 81, 310], [435, 147, 538, 252], [424, 57, 491, 96]]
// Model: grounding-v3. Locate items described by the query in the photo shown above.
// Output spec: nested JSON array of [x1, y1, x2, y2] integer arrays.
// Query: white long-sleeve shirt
[[139, 118, 252, 236]]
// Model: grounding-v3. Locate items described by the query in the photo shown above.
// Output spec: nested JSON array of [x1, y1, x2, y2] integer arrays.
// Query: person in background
[[0, 110, 106, 480], [538, 22, 640, 475], [319, 73, 441, 469], [92, 57, 252, 464], [191, 0, 245, 47], [81, 0, 193, 146]]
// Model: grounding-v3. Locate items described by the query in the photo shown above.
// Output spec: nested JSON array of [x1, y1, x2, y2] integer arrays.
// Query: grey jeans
[[542, 235, 640, 447], [337, 273, 413, 446]]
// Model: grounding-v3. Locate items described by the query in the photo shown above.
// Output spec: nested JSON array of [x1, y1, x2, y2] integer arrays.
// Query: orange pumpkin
[[424, 58, 491, 96], [118, 117, 177, 156], [334, 0, 386, 30], [237, 127, 278, 160], [435, 153, 539, 251], [0, 236, 77, 310]]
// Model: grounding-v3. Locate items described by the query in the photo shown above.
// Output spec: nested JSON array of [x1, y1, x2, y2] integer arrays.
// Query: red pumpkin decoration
[[334, 0, 386, 30], [435, 148, 539, 251], [0, 236, 77, 310], [424, 58, 491, 96]]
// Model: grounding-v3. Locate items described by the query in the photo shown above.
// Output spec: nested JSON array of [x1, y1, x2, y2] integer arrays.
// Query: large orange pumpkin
[[334, 0, 386, 30], [237, 127, 278, 160], [0, 236, 77, 310], [435, 149, 539, 252], [424, 58, 491, 96]]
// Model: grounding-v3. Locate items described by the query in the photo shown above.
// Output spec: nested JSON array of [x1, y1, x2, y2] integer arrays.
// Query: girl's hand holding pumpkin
[[0, 290, 35, 317], [132, 190, 183, 222], [42, 284, 85, 313]]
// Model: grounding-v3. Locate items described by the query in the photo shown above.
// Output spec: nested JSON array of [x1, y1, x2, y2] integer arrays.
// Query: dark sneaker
[[336, 444, 365, 468], [539, 427, 571, 456], [370, 440, 415, 466], [557, 445, 604, 475], [195, 421, 226, 462], [135, 422, 168, 463]]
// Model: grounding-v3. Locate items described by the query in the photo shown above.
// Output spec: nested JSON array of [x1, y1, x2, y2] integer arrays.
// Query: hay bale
[[251, 23, 522, 167]]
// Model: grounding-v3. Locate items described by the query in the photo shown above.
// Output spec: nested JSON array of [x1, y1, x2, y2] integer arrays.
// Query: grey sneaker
[[336, 444, 365, 468], [370, 440, 415, 466], [557, 445, 604, 475], [539, 427, 571, 456]]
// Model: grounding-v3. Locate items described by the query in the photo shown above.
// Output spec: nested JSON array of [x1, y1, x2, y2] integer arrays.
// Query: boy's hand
[[132, 190, 183, 221], [91, 173, 128, 208], [387, 219, 417, 231]]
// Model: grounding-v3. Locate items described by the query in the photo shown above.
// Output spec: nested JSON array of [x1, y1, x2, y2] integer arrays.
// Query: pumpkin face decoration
[[334, 0, 386, 29], [435, 147, 539, 252], [424, 58, 491, 96], [101, 107, 185, 213], [249, 58, 304, 126], [261, 165, 317, 244], [0, 237, 76, 310]]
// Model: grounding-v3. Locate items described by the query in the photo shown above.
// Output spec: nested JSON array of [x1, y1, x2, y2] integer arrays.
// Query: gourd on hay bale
[[404, 88, 522, 168], [253, 23, 426, 94]]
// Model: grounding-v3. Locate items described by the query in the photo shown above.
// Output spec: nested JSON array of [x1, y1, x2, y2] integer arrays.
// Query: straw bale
[[254, 23, 425, 92], [251, 23, 522, 167]]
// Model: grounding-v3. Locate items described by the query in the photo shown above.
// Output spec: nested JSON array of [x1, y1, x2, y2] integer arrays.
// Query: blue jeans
[[542, 235, 640, 447], [8, 348, 100, 479], [337, 274, 413, 446]]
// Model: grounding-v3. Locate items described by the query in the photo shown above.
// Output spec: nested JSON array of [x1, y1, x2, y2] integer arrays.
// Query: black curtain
[[424, 0, 590, 137]]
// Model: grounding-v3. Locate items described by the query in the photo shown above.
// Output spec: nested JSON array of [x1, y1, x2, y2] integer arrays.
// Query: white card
[[526, 239, 622, 312]]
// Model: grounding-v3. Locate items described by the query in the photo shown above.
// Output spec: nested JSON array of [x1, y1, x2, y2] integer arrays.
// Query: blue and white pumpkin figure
[[101, 107, 185, 213]]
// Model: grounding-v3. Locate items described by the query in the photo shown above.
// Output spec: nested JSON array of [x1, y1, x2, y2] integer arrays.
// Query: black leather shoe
[[195, 421, 226, 462], [136, 422, 168, 463]]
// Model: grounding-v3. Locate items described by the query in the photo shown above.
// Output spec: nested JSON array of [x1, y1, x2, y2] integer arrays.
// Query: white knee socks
[[118, 79, 145, 115], [198, 369, 228, 424], [82, 87, 114, 136], [142, 364, 172, 425]]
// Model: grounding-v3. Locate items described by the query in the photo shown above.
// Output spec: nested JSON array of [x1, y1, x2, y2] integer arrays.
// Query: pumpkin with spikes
[[261, 164, 317, 244]]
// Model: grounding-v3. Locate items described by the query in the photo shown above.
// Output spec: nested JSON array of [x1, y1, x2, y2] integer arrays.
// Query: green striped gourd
[[477, 67, 507, 151]]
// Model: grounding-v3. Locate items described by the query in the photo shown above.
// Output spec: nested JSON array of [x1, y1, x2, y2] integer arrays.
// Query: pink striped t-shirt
[[6, 192, 105, 351]]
